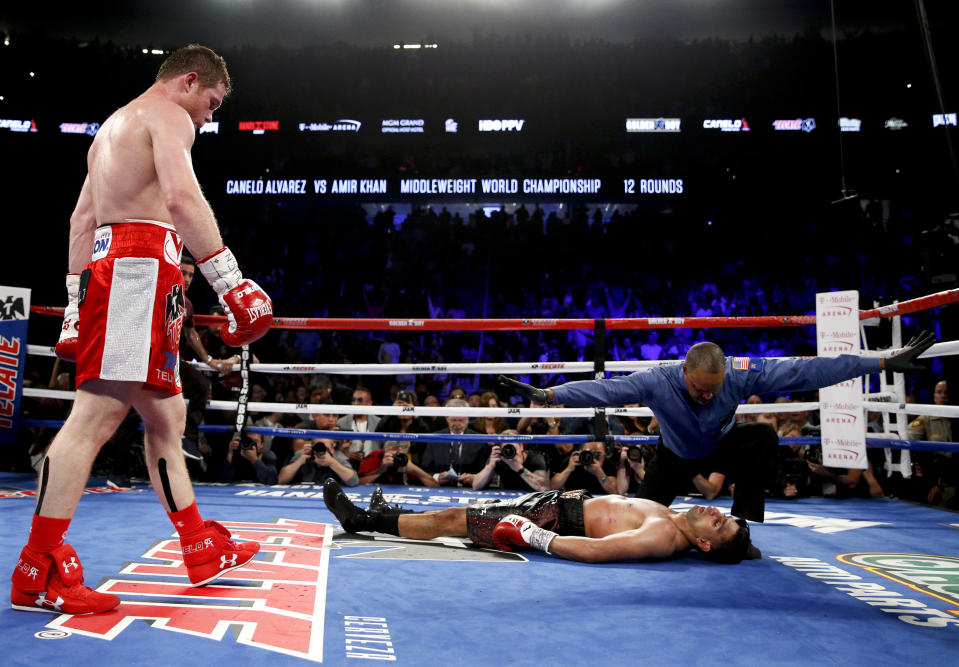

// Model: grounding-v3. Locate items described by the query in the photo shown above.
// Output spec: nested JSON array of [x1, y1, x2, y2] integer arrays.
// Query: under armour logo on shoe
[[219, 554, 238, 570], [36, 592, 64, 611], [62, 557, 79, 573]]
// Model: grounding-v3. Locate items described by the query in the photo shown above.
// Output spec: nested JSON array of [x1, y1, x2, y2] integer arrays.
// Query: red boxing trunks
[[466, 489, 590, 549], [76, 220, 185, 394]]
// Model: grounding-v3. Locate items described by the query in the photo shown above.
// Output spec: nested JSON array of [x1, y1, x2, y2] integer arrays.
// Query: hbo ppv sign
[[478, 119, 525, 132]]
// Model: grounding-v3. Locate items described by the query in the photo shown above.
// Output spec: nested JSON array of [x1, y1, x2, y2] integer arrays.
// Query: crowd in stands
[[11, 289, 956, 512]]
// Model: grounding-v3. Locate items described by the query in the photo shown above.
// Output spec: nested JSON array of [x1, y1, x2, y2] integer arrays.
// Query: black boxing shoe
[[369, 488, 414, 516], [323, 479, 372, 533]]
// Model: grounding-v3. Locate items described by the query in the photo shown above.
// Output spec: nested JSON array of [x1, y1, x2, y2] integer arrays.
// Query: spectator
[[278, 437, 358, 486], [472, 431, 549, 491], [640, 331, 664, 361], [378, 335, 402, 365], [550, 440, 618, 494], [616, 443, 653, 496], [769, 423, 817, 499], [471, 390, 507, 435], [739, 394, 762, 423], [277, 398, 356, 485], [807, 449, 885, 499], [177, 256, 236, 461], [616, 403, 651, 436], [376, 392, 431, 462], [909, 380, 957, 508], [908, 380, 952, 442], [784, 400, 816, 435], [249, 383, 284, 454], [220, 431, 278, 485], [337, 387, 382, 466], [202, 304, 256, 395], [421, 394, 446, 432], [357, 441, 437, 487], [756, 412, 779, 431], [420, 398, 490, 486]]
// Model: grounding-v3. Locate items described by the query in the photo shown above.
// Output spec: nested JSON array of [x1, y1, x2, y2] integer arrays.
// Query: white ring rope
[[860, 401, 959, 419], [20, 388, 958, 420]]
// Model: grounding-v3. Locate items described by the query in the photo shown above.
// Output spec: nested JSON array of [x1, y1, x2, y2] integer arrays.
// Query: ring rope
[[27, 286, 959, 331], [21, 387, 959, 420], [25, 339, 959, 370], [18, 419, 959, 454]]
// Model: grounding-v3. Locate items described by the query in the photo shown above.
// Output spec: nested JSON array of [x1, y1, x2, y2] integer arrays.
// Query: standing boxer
[[11, 45, 272, 615]]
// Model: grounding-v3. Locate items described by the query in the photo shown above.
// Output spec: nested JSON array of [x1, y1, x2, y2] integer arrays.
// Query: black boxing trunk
[[466, 489, 591, 548]]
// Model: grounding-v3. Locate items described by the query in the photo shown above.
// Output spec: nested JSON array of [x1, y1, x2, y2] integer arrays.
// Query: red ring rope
[[29, 287, 959, 331]]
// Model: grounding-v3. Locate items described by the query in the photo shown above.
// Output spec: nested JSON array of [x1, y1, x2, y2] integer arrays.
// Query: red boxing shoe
[[11, 544, 120, 615], [180, 520, 259, 586]]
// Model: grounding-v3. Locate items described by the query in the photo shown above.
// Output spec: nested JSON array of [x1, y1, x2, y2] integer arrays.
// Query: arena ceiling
[[0, 1, 945, 50]]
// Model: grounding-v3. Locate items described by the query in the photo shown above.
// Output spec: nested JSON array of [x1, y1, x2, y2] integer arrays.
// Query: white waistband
[[117, 219, 176, 231]]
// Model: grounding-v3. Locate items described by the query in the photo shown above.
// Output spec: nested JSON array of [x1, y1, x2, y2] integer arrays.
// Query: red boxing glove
[[197, 247, 274, 347], [54, 274, 80, 362], [491, 514, 557, 554], [220, 279, 273, 346]]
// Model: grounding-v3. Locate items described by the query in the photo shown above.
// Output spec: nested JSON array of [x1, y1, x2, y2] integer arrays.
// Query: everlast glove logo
[[45, 519, 334, 662], [245, 302, 273, 322]]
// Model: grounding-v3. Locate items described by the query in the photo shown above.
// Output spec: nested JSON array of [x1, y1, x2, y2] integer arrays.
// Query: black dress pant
[[638, 422, 778, 522]]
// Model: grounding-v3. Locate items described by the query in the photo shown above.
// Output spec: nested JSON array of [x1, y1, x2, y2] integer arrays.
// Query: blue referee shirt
[[550, 355, 880, 459]]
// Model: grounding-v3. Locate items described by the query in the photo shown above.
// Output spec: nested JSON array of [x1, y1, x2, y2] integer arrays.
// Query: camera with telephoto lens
[[579, 449, 597, 466], [626, 445, 646, 463], [239, 435, 257, 451], [389, 452, 409, 469], [501, 444, 517, 460]]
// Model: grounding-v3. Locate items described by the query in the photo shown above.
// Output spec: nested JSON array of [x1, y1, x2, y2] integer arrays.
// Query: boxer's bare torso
[[580, 496, 736, 559], [69, 78, 226, 273], [88, 96, 182, 226]]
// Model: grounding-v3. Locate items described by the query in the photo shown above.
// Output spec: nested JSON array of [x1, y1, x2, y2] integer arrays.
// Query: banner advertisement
[[0, 286, 30, 445], [816, 290, 866, 469]]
